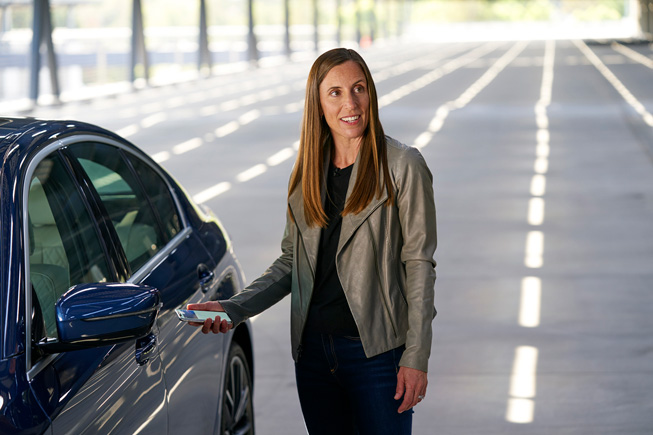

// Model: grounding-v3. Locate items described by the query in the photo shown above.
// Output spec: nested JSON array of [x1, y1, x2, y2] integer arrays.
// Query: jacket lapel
[[287, 147, 331, 274], [337, 155, 388, 254]]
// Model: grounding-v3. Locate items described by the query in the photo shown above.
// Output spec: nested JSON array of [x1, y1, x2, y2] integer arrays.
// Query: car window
[[28, 153, 111, 340], [125, 153, 181, 241], [69, 143, 169, 273]]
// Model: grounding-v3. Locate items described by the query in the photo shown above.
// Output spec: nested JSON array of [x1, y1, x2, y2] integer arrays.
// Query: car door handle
[[135, 333, 157, 366], [197, 263, 215, 292]]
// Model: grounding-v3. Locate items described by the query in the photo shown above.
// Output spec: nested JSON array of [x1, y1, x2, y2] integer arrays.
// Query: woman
[[189, 48, 437, 435]]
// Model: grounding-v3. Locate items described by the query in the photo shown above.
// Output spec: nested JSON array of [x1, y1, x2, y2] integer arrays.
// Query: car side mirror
[[37, 283, 161, 353]]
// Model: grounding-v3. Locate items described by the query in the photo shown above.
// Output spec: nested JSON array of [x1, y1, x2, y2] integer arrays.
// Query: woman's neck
[[331, 137, 361, 169]]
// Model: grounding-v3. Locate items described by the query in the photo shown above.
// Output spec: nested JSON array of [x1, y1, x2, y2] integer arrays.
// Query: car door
[[25, 148, 168, 434], [67, 139, 228, 433]]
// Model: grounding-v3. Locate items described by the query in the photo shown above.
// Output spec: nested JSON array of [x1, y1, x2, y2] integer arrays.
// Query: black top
[[304, 162, 360, 336]]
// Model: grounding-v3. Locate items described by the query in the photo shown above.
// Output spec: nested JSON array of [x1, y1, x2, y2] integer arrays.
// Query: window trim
[[23, 134, 188, 379]]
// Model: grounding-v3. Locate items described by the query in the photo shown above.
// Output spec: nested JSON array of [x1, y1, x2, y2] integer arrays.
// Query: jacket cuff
[[398, 349, 429, 373]]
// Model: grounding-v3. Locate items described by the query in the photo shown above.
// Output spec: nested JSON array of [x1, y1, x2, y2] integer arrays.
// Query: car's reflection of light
[[133, 397, 167, 435], [167, 366, 194, 398]]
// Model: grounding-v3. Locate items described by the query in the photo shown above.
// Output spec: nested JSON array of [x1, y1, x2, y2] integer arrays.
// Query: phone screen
[[175, 309, 231, 323]]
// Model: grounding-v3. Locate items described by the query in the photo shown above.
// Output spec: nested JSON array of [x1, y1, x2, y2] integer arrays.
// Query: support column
[[284, 0, 291, 58], [247, 0, 258, 64], [313, 0, 319, 53], [356, 0, 362, 45], [397, 0, 405, 38], [369, 0, 376, 43], [29, 0, 60, 104], [130, 0, 149, 85], [198, 0, 211, 72], [336, 0, 342, 46]]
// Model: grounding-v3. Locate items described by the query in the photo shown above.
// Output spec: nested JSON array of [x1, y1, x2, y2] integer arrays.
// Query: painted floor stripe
[[193, 182, 232, 204]]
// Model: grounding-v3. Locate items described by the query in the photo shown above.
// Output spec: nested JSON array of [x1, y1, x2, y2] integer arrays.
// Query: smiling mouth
[[341, 115, 360, 124]]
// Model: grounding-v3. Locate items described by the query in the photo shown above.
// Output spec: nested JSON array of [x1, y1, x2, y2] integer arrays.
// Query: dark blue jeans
[[295, 331, 413, 435]]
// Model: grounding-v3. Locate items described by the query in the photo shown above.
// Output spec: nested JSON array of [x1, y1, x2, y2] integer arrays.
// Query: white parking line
[[509, 346, 539, 398], [506, 346, 539, 424], [199, 105, 219, 117], [534, 157, 549, 174], [611, 42, 653, 69], [141, 112, 167, 129], [506, 398, 534, 425], [410, 41, 527, 149], [238, 109, 261, 125], [236, 164, 267, 182], [266, 148, 295, 166], [507, 39, 554, 426], [530, 174, 546, 197], [576, 39, 653, 127], [173, 138, 202, 155], [212, 110, 261, 139], [519, 277, 542, 328], [380, 42, 503, 110], [116, 123, 139, 138], [152, 151, 170, 163], [527, 197, 545, 226], [192, 182, 232, 204], [215, 121, 239, 138], [525, 230, 544, 269]]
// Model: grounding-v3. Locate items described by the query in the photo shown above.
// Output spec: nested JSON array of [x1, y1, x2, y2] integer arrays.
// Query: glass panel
[[70, 143, 165, 273], [28, 153, 110, 340], [126, 154, 181, 241]]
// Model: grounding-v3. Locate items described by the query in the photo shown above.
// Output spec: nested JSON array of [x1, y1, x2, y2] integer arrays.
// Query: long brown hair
[[289, 48, 394, 228]]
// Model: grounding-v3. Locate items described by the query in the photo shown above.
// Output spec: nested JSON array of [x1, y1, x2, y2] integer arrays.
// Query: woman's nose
[[344, 92, 358, 109]]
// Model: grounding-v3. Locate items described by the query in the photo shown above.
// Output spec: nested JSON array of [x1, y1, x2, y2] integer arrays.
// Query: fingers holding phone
[[202, 316, 232, 335]]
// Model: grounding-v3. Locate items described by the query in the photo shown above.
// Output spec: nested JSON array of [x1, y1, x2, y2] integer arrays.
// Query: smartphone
[[175, 309, 232, 324]]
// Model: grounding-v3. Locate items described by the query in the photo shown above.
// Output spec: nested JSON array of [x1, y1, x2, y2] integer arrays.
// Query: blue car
[[0, 117, 254, 434]]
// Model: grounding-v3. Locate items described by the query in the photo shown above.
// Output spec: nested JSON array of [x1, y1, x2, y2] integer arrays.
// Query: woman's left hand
[[394, 366, 428, 413]]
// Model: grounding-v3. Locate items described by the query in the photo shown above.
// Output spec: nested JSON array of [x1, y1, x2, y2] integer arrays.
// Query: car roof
[[0, 117, 157, 171], [0, 117, 39, 134], [0, 117, 41, 148]]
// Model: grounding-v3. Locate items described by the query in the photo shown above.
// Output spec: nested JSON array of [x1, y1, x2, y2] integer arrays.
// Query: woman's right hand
[[186, 301, 233, 334]]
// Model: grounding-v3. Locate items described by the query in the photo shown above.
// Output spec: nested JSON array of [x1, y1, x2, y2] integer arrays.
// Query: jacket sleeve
[[395, 146, 437, 372], [219, 211, 294, 327]]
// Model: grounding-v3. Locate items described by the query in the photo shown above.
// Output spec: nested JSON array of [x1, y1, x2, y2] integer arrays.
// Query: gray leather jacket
[[221, 136, 437, 372]]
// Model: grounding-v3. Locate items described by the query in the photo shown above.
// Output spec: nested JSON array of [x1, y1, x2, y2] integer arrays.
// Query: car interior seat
[[28, 180, 71, 338], [113, 210, 158, 268]]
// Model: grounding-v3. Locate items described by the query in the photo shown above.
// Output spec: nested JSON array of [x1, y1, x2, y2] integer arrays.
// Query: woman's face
[[319, 60, 370, 147]]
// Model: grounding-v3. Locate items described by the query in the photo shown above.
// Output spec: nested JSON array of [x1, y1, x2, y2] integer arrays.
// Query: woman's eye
[[330, 90, 339, 97], [354, 86, 365, 93]]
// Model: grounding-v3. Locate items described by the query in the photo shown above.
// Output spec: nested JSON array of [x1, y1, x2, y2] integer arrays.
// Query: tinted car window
[[69, 143, 167, 273], [125, 153, 181, 241], [28, 153, 111, 340]]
